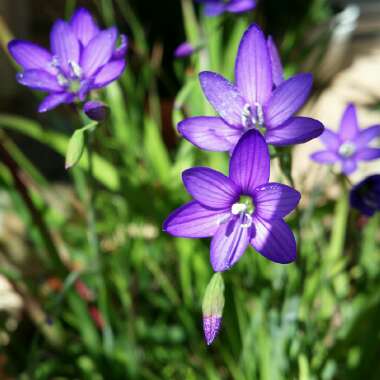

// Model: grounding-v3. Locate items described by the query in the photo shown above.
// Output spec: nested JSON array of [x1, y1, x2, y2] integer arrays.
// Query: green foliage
[[0, 1, 379, 379]]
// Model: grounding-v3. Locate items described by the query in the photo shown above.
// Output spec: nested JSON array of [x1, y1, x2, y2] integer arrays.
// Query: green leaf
[[65, 129, 85, 170]]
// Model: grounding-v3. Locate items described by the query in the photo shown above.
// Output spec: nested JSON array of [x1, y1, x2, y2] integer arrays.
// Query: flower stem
[[84, 132, 114, 351]]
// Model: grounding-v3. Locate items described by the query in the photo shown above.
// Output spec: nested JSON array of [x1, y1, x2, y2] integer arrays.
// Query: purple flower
[[178, 24, 324, 153], [350, 175, 380, 217], [163, 130, 300, 272], [197, 0, 256, 17], [311, 104, 380, 175], [8, 7, 128, 113], [174, 42, 196, 59]]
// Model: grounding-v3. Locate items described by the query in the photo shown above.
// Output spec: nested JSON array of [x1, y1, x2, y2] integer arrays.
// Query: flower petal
[[70, 7, 100, 46], [163, 201, 229, 238], [16, 69, 63, 92], [50, 20, 80, 74], [356, 148, 380, 161], [199, 71, 245, 127], [339, 104, 359, 140], [182, 167, 239, 209], [178, 116, 243, 152], [267, 36, 283, 87], [210, 217, 252, 271], [235, 24, 272, 105], [341, 158, 357, 175], [92, 59, 126, 88], [310, 151, 339, 164], [8, 40, 56, 74], [320, 128, 341, 151], [356, 125, 380, 149], [229, 129, 270, 195], [225, 0, 256, 13], [264, 73, 313, 127], [81, 27, 118, 77], [251, 217, 296, 264], [38, 92, 74, 113], [254, 183, 300, 220], [265, 116, 324, 146]]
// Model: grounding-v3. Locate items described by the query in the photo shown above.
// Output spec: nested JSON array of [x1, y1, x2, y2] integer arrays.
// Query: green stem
[[85, 132, 114, 352]]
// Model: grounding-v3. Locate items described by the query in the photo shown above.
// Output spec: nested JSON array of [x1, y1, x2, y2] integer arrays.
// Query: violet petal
[[265, 116, 324, 146], [310, 150, 339, 164], [83, 100, 109, 121], [163, 201, 229, 238], [50, 20, 80, 74], [70, 7, 100, 46], [178, 116, 243, 152], [81, 27, 118, 77], [8, 40, 56, 74], [16, 69, 63, 92], [339, 103, 359, 140], [199, 71, 245, 127], [225, 0, 256, 13], [267, 36, 284, 87], [356, 147, 380, 161], [254, 183, 301, 220], [229, 130, 270, 195], [92, 59, 126, 88], [235, 24, 272, 105], [356, 125, 380, 149], [264, 73, 313, 127], [182, 167, 239, 209], [341, 158, 357, 175], [251, 217, 296, 264], [320, 128, 341, 151], [210, 217, 252, 271], [38, 92, 74, 113]]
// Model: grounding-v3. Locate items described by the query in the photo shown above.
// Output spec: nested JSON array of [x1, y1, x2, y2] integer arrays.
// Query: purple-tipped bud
[[350, 174, 380, 217], [203, 315, 222, 345], [174, 42, 195, 59], [202, 273, 225, 346], [83, 100, 109, 121]]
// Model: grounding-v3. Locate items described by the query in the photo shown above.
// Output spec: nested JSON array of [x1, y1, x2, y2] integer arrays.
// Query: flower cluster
[[164, 24, 324, 344], [8, 7, 127, 113]]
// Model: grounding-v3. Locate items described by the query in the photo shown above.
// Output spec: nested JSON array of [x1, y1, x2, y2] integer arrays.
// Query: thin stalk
[[85, 132, 114, 352]]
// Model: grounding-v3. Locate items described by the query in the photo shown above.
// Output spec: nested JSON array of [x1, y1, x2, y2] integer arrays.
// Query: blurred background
[[0, 0, 379, 379]]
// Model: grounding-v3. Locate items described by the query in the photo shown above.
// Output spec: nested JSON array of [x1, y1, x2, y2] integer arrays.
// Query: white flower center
[[339, 142, 356, 158], [231, 202, 253, 228], [241, 102, 264, 130]]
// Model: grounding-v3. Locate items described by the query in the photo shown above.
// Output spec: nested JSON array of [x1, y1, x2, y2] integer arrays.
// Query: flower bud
[[83, 100, 109, 122], [174, 42, 195, 59], [202, 273, 225, 345]]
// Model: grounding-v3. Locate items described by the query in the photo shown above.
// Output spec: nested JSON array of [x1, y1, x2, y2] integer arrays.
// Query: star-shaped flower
[[311, 104, 380, 175], [163, 129, 300, 272], [178, 24, 324, 153], [197, 0, 256, 17], [8, 8, 128, 113]]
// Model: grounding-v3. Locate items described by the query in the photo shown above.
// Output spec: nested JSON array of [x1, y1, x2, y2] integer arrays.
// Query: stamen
[[253, 102, 264, 126], [231, 203, 247, 215], [240, 213, 252, 228], [57, 73, 69, 86], [68, 61, 83, 79]]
